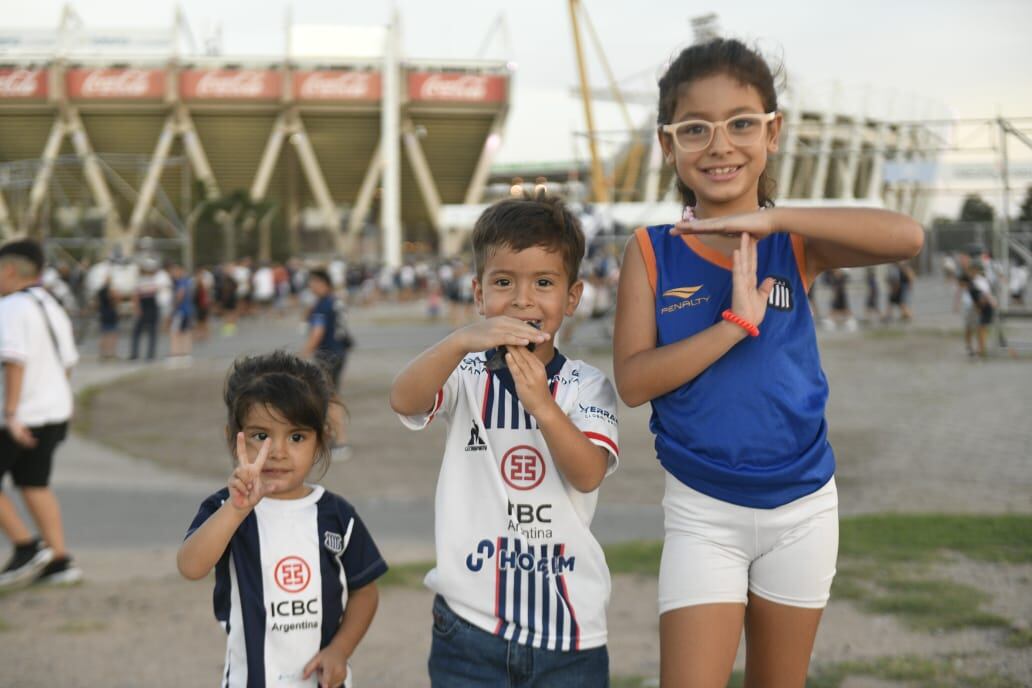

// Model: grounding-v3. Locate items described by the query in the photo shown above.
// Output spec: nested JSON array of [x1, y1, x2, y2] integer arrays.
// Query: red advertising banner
[[294, 70, 381, 102], [408, 72, 507, 104], [0, 68, 48, 99], [180, 69, 282, 101], [66, 68, 165, 100]]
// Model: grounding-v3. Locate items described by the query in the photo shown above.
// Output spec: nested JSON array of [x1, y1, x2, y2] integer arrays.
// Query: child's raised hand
[[457, 316, 549, 354], [228, 432, 270, 512], [731, 233, 776, 327], [505, 345, 552, 417], [303, 647, 348, 688], [671, 208, 778, 239]]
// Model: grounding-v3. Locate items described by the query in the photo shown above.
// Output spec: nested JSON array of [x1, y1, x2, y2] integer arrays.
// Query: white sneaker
[[0, 539, 54, 589]]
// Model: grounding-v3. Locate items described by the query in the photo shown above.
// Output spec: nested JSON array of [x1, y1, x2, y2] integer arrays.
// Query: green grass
[[72, 384, 102, 434], [858, 578, 1008, 631], [379, 561, 432, 588], [1004, 627, 1032, 648], [604, 514, 1032, 575], [56, 619, 107, 633], [838, 514, 1032, 564], [615, 655, 1025, 688], [605, 514, 1032, 634]]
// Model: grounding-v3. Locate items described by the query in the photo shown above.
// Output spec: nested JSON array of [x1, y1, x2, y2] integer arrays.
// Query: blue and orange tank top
[[635, 225, 834, 508]]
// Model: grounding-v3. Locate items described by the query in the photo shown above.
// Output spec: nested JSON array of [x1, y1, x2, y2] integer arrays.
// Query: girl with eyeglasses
[[612, 39, 923, 687]]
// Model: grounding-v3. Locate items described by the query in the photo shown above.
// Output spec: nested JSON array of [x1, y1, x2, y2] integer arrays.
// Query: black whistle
[[485, 321, 539, 371]]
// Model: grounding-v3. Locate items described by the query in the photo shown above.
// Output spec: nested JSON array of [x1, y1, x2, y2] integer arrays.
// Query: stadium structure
[[0, 8, 510, 267], [3, 5, 1017, 274]]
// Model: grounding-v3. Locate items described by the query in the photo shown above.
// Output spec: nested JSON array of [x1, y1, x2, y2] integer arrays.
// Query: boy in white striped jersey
[[391, 190, 619, 687]]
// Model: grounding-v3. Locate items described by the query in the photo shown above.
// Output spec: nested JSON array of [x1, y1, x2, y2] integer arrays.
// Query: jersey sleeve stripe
[[634, 226, 658, 294], [790, 233, 810, 293], [584, 431, 618, 457], [481, 372, 493, 428], [427, 388, 445, 425]]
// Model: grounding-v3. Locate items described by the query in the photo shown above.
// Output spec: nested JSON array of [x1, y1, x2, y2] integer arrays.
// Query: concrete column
[[380, 11, 402, 269], [65, 107, 123, 248], [128, 113, 176, 241], [809, 83, 837, 200], [402, 119, 442, 233], [347, 142, 383, 253], [464, 105, 509, 205], [25, 118, 66, 231], [776, 90, 801, 199]]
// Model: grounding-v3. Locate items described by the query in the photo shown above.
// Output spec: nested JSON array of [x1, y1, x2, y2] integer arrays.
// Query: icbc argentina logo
[[501, 445, 545, 490], [274, 556, 311, 593]]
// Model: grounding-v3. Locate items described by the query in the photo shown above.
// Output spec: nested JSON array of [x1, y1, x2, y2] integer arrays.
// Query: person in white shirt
[[0, 239, 82, 588], [391, 192, 618, 686]]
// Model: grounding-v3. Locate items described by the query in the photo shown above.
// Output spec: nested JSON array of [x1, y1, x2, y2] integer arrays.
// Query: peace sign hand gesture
[[229, 432, 270, 512]]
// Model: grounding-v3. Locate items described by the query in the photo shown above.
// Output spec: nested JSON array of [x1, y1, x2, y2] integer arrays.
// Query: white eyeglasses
[[660, 112, 776, 153]]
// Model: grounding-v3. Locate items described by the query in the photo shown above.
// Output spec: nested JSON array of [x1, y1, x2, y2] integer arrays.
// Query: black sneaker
[[34, 555, 83, 586], [0, 538, 54, 588]]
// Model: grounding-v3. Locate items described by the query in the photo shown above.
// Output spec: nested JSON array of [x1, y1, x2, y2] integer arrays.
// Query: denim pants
[[428, 595, 609, 687]]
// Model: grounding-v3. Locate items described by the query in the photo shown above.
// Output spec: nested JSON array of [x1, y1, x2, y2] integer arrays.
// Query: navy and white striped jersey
[[186, 486, 387, 687], [399, 350, 619, 652]]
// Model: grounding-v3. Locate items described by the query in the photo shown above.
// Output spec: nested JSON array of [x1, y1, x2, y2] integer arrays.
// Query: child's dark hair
[[223, 351, 337, 475], [471, 189, 585, 285], [657, 38, 780, 208], [309, 268, 332, 286]]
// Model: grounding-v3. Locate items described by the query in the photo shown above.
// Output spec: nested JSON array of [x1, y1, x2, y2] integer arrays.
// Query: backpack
[[331, 298, 355, 349]]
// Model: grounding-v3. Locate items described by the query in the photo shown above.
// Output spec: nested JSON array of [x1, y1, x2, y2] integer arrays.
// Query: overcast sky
[[6, 0, 1031, 118]]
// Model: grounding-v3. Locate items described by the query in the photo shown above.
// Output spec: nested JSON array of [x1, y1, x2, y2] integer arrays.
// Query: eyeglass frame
[[659, 111, 778, 153]]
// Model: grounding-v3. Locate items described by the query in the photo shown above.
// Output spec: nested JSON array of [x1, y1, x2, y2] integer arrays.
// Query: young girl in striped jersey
[[178, 351, 387, 687], [613, 39, 923, 687]]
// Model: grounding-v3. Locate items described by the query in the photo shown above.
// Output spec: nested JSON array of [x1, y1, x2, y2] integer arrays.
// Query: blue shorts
[[428, 595, 609, 687]]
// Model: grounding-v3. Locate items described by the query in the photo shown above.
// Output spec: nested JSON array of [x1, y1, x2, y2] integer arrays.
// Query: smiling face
[[239, 403, 321, 500], [659, 72, 781, 218], [473, 244, 582, 363]]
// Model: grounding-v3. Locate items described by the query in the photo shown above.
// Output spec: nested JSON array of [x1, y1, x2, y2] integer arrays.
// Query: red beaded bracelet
[[722, 309, 760, 337]]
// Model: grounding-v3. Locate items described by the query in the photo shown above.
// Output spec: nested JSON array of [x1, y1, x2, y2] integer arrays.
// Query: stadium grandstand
[[0, 7, 510, 267]]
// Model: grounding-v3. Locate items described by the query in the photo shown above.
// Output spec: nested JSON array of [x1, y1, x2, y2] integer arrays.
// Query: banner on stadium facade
[[0, 68, 48, 99], [66, 68, 165, 100], [179, 69, 282, 101], [407, 72, 507, 104], [294, 70, 381, 102]]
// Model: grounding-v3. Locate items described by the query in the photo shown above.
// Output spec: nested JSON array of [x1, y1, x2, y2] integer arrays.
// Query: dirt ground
[[2, 325, 1030, 686]]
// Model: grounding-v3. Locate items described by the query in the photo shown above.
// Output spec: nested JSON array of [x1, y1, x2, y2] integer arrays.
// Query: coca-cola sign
[[180, 70, 282, 100], [294, 70, 381, 102], [66, 68, 165, 100], [0, 69, 48, 99], [408, 72, 507, 103]]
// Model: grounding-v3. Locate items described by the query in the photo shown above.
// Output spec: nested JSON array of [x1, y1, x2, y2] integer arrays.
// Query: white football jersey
[[187, 486, 387, 687], [399, 349, 619, 651]]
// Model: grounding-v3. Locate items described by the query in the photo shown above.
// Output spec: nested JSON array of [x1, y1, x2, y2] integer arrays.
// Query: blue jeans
[[428, 595, 609, 687]]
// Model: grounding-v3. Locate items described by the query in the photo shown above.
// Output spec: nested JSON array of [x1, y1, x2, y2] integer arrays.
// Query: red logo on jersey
[[274, 556, 311, 593], [501, 445, 546, 490]]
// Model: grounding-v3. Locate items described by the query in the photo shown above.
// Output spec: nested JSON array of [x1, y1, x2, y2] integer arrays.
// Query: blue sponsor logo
[[465, 538, 575, 575]]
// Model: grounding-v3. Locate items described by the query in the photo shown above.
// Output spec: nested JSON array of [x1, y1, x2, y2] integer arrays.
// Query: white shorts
[[658, 473, 838, 613]]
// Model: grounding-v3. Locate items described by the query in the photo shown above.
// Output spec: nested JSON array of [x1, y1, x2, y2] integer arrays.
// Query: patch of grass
[[829, 655, 1024, 688], [379, 561, 432, 588], [57, 619, 107, 634], [863, 579, 1008, 631], [616, 654, 1025, 688], [1004, 627, 1032, 648], [607, 515, 1032, 635], [839, 514, 1032, 564], [604, 540, 662, 577], [72, 384, 102, 434]]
